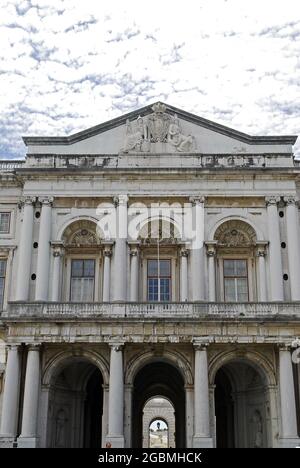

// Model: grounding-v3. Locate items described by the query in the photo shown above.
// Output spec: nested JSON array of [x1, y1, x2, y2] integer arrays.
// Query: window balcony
[[2, 301, 300, 321]]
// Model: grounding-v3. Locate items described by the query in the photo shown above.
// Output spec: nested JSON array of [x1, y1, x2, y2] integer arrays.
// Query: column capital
[[278, 343, 292, 352], [109, 343, 124, 352], [26, 343, 41, 352], [38, 196, 54, 206], [113, 194, 128, 207], [265, 195, 281, 206], [51, 242, 65, 257], [128, 241, 140, 256], [193, 339, 210, 351], [189, 195, 205, 206], [284, 195, 298, 206], [180, 248, 189, 257], [205, 241, 217, 257], [104, 248, 112, 257], [255, 242, 268, 257], [19, 196, 36, 208], [291, 337, 300, 349], [6, 344, 20, 352]]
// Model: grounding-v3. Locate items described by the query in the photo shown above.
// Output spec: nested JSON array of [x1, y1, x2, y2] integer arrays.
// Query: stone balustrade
[[3, 301, 300, 320]]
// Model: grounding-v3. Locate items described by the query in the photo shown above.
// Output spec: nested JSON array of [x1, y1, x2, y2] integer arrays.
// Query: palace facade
[[0, 102, 300, 448]]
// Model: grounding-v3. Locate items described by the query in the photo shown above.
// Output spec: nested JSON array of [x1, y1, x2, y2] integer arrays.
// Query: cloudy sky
[[0, 0, 299, 159]]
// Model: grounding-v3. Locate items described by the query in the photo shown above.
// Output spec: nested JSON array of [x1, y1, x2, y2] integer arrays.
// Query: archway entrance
[[143, 397, 175, 448], [46, 358, 103, 448], [132, 361, 185, 448], [214, 360, 270, 448]]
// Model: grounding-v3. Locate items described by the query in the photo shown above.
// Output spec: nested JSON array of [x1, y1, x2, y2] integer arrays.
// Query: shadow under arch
[[210, 350, 276, 448], [131, 360, 186, 448], [43, 348, 110, 387], [44, 350, 108, 448], [125, 349, 193, 387]]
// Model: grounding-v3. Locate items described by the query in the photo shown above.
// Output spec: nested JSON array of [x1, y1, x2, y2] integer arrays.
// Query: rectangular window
[[224, 259, 248, 302], [0, 213, 10, 234], [147, 259, 171, 302], [0, 259, 7, 309], [70, 259, 95, 302]]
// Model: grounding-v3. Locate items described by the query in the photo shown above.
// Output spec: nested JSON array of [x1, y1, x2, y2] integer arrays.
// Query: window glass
[[224, 259, 248, 302], [0, 213, 10, 233], [147, 259, 171, 302], [70, 259, 95, 302], [0, 259, 7, 309]]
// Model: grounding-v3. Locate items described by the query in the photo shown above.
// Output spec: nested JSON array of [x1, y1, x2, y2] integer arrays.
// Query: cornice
[[22, 101, 298, 146]]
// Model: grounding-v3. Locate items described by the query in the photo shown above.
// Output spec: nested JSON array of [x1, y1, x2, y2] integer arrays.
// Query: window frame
[[223, 258, 249, 302], [0, 212, 10, 234], [0, 258, 7, 310], [147, 258, 172, 302], [64, 253, 101, 302], [217, 253, 255, 302]]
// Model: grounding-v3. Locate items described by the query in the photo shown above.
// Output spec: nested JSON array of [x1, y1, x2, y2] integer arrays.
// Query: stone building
[[0, 102, 299, 448]]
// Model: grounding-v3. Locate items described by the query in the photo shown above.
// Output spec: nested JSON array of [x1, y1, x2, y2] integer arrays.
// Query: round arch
[[135, 216, 183, 242], [125, 349, 193, 386], [42, 348, 110, 387], [56, 215, 104, 241], [207, 215, 264, 242], [208, 349, 276, 387]]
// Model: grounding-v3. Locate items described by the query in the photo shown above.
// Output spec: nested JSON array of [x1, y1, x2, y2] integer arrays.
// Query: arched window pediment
[[214, 220, 257, 248], [62, 220, 101, 247]]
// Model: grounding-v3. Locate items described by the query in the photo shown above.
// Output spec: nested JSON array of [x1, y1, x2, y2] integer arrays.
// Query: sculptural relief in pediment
[[121, 103, 196, 153]]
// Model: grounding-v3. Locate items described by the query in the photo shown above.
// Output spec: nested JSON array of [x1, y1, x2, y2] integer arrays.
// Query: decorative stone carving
[[71, 229, 98, 246], [214, 220, 257, 247], [252, 410, 263, 448], [147, 103, 171, 143], [121, 103, 196, 153], [62, 220, 101, 246], [167, 114, 195, 152], [122, 116, 149, 153]]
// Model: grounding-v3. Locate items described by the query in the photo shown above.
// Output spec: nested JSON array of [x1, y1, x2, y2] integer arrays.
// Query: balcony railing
[[2, 301, 300, 320], [0, 160, 25, 171]]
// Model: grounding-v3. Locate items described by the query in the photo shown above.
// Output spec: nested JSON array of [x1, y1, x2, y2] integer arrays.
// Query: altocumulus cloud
[[0, 0, 299, 158]]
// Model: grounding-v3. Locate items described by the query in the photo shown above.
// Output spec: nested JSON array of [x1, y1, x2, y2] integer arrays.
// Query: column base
[[0, 436, 17, 448], [105, 435, 125, 448], [17, 437, 39, 448], [193, 436, 214, 448], [277, 437, 300, 448]]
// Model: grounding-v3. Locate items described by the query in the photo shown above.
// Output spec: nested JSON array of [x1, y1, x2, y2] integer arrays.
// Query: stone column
[[0, 345, 21, 442], [185, 385, 194, 448], [18, 345, 41, 448], [193, 343, 213, 447], [15, 197, 35, 301], [101, 385, 109, 447], [189, 197, 205, 301], [206, 242, 217, 302], [102, 245, 112, 302], [51, 244, 64, 301], [256, 244, 267, 302], [284, 196, 300, 300], [180, 248, 189, 302], [266, 196, 284, 301], [278, 345, 300, 446], [106, 344, 124, 447], [35, 197, 53, 301], [113, 195, 128, 301], [129, 244, 139, 302]]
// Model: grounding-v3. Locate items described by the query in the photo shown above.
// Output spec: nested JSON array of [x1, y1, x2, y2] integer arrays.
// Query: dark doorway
[[214, 368, 235, 448], [132, 361, 185, 448], [84, 368, 103, 448]]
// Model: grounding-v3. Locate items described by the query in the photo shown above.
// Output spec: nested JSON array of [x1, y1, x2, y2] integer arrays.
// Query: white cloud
[[0, 0, 299, 158]]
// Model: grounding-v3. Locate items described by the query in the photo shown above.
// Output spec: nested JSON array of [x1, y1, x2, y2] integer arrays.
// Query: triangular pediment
[[23, 102, 297, 156]]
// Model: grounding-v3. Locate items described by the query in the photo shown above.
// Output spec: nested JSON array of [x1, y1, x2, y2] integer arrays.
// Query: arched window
[[214, 220, 257, 302], [62, 220, 102, 302], [138, 218, 181, 302]]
